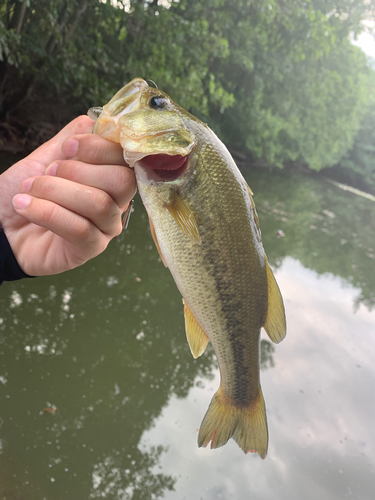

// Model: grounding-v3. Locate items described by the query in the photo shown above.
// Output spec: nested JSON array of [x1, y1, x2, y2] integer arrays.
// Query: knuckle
[[105, 213, 123, 238], [110, 167, 137, 205], [83, 135, 124, 165], [34, 176, 56, 199], [40, 201, 59, 225], [75, 218, 93, 241], [73, 115, 94, 133], [94, 190, 114, 215], [86, 235, 108, 258], [117, 165, 135, 187], [87, 138, 102, 163], [57, 160, 76, 179], [78, 135, 105, 164], [113, 220, 123, 237]]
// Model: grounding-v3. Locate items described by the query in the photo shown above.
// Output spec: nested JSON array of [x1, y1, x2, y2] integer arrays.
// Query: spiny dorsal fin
[[263, 259, 286, 344], [183, 299, 209, 358], [148, 217, 168, 267], [165, 191, 201, 244]]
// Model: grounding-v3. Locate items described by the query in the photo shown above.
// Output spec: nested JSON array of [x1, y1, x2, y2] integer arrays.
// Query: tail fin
[[197, 386, 268, 459]]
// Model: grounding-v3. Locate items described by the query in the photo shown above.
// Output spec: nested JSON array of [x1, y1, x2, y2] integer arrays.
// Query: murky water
[[0, 167, 374, 499]]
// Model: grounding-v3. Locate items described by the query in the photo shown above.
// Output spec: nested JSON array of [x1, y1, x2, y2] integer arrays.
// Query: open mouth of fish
[[140, 154, 189, 182]]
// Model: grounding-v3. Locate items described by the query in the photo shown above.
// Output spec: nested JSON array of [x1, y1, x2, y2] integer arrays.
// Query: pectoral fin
[[149, 217, 168, 267], [165, 191, 201, 244], [183, 299, 209, 358], [263, 259, 286, 344]]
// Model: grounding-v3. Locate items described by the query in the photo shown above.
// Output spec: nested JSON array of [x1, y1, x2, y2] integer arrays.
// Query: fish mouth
[[140, 154, 189, 181]]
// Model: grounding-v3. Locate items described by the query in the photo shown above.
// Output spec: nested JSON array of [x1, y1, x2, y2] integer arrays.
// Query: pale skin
[[0, 115, 137, 277]]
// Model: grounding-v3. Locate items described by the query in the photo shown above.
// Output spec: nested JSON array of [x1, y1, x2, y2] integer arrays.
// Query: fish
[[89, 78, 286, 459]]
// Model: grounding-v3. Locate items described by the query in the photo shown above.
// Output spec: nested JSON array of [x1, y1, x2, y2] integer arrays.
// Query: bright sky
[[353, 30, 375, 59], [350, 19, 375, 59]]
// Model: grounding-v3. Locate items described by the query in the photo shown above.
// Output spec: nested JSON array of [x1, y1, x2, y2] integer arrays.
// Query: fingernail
[[13, 194, 32, 210], [45, 162, 58, 176], [63, 139, 78, 158], [21, 177, 35, 193]]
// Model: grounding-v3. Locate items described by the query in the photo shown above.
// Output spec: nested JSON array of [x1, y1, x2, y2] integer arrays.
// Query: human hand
[[0, 116, 137, 277]]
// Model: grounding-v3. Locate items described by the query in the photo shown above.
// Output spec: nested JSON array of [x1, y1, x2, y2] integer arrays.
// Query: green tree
[[197, 0, 373, 170], [329, 73, 375, 193], [0, 0, 374, 175]]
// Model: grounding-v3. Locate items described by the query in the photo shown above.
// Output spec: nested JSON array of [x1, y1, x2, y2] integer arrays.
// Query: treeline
[[1, 0, 375, 189]]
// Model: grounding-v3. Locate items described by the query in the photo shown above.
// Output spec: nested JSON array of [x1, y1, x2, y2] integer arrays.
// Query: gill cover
[[91, 78, 195, 167]]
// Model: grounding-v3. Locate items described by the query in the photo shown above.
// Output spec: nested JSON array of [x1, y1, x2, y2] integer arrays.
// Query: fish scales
[[91, 78, 286, 459], [141, 137, 267, 403]]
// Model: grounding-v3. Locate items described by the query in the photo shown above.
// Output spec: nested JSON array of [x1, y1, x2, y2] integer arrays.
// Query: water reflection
[[1, 167, 375, 498], [249, 168, 375, 310], [140, 257, 375, 499], [90, 447, 174, 499], [0, 202, 216, 498]]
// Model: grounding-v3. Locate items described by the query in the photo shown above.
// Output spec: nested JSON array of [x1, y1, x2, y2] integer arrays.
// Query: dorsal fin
[[263, 259, 286, 344], [247, 185, 261, 232]]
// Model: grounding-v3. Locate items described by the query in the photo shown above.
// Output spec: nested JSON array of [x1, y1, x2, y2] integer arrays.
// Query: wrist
[[0, 228, 35, 285]]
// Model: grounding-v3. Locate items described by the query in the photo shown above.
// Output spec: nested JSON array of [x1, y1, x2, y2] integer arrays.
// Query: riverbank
[[0, 99, 77, 156]]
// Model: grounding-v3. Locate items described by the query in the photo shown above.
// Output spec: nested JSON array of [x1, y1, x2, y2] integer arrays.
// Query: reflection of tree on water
[[245, 168, 375, 311], [0, 193, 289, 497], [0, 202, 217, 499], [1, 161, 374, 497], [89, 446, 174, 499], [260, 340, 275, 370]]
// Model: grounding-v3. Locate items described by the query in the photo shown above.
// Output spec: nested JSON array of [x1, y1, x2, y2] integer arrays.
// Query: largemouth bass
[[90, 78, 286, 459]]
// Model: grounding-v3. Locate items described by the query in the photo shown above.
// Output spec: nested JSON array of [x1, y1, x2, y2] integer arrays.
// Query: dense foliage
[[330, 75, 375, 193], [1, 0, 375, 184]]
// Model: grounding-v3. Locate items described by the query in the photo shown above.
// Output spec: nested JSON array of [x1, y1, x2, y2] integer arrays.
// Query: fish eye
[[149, 96, 167, 109]]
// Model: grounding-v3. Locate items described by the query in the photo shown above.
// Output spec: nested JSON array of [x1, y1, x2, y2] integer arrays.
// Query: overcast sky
[[352, 22, 375, 59]]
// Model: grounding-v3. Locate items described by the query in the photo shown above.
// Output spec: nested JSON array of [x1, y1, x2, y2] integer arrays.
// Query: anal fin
[[183, 299, 209, 358], [263, 259, 286, 344]]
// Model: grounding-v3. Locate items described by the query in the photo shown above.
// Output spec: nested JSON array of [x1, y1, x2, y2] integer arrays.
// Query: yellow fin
[[263, 259, 286, 344], [149, 217, 168, 267], [165, 191, 201, 244], [198, 386, 268, 459], [183, 299, 209, 358], [247, 185, 261, 231]]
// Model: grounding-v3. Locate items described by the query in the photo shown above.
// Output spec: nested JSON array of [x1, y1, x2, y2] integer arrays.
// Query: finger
[[29, 116, 95, 166], [20, 176, 123, 236], [45, 160, 137, 209], [62, 133, 126, 166], [12, 194, 105, 254]]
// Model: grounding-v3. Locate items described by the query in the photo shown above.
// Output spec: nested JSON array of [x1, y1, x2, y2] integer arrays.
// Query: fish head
[[90, 78, 195, 182]]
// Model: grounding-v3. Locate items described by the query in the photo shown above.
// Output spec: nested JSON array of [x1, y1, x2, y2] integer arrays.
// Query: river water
[[0, 167, 374, 499]]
